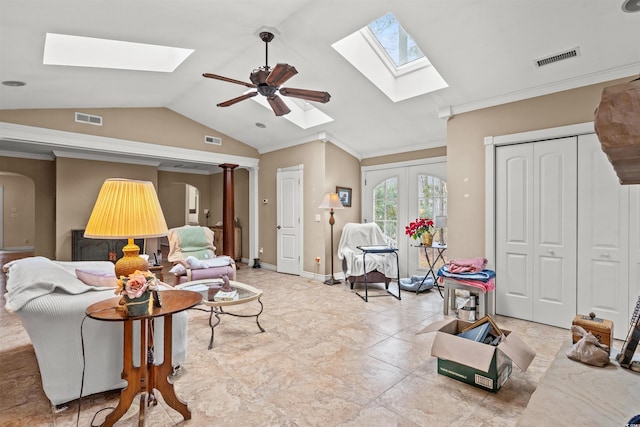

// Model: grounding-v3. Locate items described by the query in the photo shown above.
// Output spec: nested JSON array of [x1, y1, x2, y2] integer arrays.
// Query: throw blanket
[[446, 257, 487, 273], [167, 225, 216, 262], [438, 276, 496, 293], [3, 257, 112, 312], [437, 265, 496, 282], [337, 223, 398, 278]]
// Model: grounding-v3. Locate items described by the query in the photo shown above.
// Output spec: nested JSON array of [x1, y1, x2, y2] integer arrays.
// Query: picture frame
[[336, 186, 352, 207]]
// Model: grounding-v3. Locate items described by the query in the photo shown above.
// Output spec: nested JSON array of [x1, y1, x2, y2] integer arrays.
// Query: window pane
[[371, 177, 398, 240], [368, 13, 426, 67]]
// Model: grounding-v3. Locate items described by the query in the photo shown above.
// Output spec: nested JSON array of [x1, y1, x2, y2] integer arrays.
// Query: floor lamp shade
[[84, 178, 168, 277], [318, 193, 344, 285]]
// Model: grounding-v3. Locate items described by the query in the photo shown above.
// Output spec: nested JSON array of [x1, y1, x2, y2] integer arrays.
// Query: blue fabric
[[437, 265, 496, 282]]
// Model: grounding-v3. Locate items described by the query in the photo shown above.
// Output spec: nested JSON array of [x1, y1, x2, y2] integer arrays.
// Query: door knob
[[277, 225, 281, 229]]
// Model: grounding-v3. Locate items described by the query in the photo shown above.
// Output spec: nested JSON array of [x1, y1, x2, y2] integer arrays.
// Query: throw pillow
[[76, 269, 118, 288]]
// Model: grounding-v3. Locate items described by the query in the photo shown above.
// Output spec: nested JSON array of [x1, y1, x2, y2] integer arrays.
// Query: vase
[[422, 232, 433, 246], [123, 292, 151, 317]]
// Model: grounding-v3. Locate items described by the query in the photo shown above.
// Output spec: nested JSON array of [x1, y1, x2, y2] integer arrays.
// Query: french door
[[362, 159, 446, 279]]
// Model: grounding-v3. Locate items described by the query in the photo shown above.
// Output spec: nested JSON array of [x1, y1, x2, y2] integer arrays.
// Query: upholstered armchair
[[167, 225, 236, 285], [337, 222, 398, 290]]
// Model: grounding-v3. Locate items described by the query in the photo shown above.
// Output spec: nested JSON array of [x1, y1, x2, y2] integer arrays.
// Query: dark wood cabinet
[[72, 229, 144, 262]]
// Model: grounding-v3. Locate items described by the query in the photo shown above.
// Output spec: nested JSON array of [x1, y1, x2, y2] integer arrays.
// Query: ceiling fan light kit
[[203, 31, 330, 117]]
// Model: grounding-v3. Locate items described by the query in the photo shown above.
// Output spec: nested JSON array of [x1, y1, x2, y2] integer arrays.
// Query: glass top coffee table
[[176, 279, 265, 349]]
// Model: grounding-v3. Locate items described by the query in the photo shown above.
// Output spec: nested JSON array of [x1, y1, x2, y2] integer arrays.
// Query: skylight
[[43, 33, 193, 72], [248, 91, 333, 129], [332, 13, 447, 102], [368, 13, 425, 67]]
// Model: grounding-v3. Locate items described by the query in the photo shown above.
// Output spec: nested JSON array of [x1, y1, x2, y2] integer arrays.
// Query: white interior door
[[578, 133, 629, 338], [496, 137, 577, 327], [496, 143, 535, 320], [277, 167, 301, 275], [533, 138, 577, 327]]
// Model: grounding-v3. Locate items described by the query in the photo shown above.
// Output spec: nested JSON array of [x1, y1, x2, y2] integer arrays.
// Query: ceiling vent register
[[205, 135, 222, 146], [534, 47, 581, 67], [75, 112, 103, 126]]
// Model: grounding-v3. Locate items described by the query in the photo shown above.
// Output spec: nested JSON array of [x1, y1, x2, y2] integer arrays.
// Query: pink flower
[[120, 271, 147, 298]]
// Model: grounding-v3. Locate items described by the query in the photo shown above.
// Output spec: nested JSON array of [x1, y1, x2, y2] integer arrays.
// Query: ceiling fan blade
[[266, 63, 298, 87], [279, 87, 331, 103], [267, 95, 291, 116], [203, 73, 256, 88], [217, 91, 258, 107]]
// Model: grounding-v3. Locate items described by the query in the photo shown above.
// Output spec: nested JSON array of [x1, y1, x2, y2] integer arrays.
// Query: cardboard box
[[418, 318, 536, 392]]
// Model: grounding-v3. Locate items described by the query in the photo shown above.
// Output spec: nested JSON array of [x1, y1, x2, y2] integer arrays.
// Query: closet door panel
[[532, 138, 577, 327], [578, 133, 629, 339], [496, 144, 534, 320]]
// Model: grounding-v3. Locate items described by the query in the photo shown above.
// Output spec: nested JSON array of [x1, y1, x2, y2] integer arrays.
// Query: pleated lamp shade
[[85, 178, 168, 277]]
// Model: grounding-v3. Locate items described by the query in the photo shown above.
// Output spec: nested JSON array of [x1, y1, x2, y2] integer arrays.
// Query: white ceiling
[[1, 1, 639, 169]]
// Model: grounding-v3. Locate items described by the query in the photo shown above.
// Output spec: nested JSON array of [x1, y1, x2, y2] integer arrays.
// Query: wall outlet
[[259, 247, 264, 254]]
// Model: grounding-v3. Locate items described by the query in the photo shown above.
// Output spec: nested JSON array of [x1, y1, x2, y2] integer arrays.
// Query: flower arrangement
[[116, 270, 157, 299], [405, 218, 435, 240]]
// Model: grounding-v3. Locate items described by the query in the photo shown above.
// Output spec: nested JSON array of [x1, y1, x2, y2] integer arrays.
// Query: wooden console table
[[86, 290, 201, 426]]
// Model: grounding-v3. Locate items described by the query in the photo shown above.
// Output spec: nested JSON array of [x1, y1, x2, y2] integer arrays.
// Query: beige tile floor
[[0, 262, 592, 426]]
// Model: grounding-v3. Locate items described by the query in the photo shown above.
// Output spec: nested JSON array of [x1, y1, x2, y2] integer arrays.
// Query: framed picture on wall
[[336, 186, 352, 207]]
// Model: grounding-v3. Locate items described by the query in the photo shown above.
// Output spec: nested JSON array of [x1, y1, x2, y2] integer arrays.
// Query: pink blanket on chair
[[446, 257, 487, 273]]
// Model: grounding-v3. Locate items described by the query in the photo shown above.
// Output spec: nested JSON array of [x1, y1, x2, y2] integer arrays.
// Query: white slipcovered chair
[[337, 222, 399, 292]]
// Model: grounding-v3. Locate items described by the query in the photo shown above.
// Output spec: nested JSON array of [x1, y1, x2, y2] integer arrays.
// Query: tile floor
[[1, 258, 574, 426]]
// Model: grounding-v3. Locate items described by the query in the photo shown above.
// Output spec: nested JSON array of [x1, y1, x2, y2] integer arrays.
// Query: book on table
[[214, 289, 239, 301]]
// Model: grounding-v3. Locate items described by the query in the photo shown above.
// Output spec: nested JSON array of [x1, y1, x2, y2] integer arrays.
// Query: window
[[417, 175, 447, 269], [367, 13, 425, 67], [373, 177, 398, 240]]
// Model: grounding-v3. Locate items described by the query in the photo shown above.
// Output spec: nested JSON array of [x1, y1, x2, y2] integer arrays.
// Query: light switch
[[315, 214, 321, 222]]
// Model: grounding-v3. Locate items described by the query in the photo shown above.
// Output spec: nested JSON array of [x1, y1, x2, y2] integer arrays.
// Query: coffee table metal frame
[[176, 279, 265, 349]]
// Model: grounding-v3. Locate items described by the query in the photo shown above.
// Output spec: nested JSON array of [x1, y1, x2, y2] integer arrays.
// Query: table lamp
[[84, 178, 169, 278], [318, 193, 344, 285], [435, 215, 447, 246]]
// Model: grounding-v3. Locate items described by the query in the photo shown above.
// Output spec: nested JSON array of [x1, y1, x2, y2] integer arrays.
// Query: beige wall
[[0, 172, 35, 249], [446, 76, 633, 259], [361, 146, 447, 167], [324, 143, 361, 275], [0, 108, 259, 158], [55, 157, 158, 260], [158, 171, 211, 229], [0, 157, 55, 257], [0, 108, 257, 261], [258, 141, 361, 274]]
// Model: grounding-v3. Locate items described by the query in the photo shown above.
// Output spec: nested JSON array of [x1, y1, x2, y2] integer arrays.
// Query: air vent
[[534, 47, 581, 67], [75, 112, 103, 126], [204, 135, 222, 146]]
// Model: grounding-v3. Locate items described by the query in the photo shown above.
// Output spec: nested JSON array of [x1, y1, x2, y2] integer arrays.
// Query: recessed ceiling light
[[2, 80, 26, 87], [43, 33, 194, 72], [255, 122, 266, 128]]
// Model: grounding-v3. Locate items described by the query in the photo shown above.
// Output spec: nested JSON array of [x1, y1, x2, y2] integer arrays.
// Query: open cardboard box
[[418, 318, 536, 391]]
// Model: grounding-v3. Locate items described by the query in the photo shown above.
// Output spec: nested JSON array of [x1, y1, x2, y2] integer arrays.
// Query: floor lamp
[[318, 193, 344, 285]]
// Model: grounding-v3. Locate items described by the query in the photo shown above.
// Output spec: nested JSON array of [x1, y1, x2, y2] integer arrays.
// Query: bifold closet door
[[578, 133, 629, 339], [496, 137, 577, 328]]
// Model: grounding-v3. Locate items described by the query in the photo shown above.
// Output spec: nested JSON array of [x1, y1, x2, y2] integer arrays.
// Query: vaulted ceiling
[[1, 1, 639, 166]]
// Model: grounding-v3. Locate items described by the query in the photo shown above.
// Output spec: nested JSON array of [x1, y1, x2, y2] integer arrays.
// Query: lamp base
[[114, 239, 149, 277], [324, 277, 341, 286]]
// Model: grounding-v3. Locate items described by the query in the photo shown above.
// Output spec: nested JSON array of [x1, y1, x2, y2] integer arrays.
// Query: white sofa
[[2, 257, 189, 407]]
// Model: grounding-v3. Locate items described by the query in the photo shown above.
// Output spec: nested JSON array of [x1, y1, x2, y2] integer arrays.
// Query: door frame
[[485, 121, 594, 315]]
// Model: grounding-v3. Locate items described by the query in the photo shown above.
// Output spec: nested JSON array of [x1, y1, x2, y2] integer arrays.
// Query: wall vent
[[75, 112, 103, 126], [534, 47, 581, 67], [205, 135, 222, 145]]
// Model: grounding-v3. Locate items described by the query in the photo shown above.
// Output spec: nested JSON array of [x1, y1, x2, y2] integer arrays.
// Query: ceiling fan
[[203, 31, 331, 116]]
